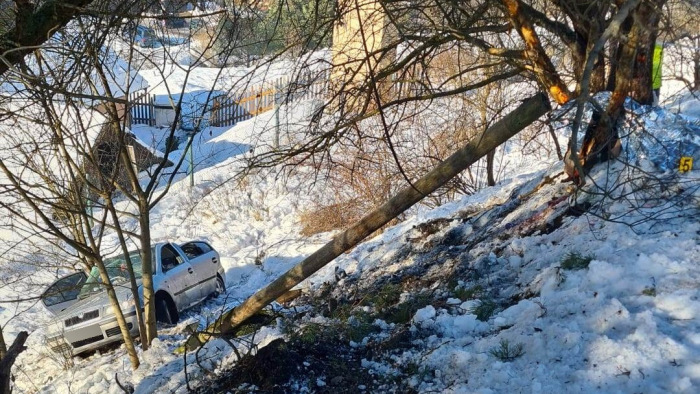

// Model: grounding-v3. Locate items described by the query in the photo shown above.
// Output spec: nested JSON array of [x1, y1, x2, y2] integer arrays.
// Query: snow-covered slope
[[1, 61, 699, 393]]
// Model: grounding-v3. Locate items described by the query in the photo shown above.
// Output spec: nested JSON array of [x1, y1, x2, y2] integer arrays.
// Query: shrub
[[473, 300, 498, 322], [384, 293, 432, 324], [344, 311, 378, 342], [298, 323, 325, 344], [299, 200, 362, 236], [560, 252, 594, 270], [642, 287, 657, 297], [453, 284, 483, 300], [489, 339, 525, 361], [369, 283, 402, 311]]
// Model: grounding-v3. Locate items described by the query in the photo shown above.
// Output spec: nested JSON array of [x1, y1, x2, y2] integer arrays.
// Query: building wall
[[331, 0, 395, 109]]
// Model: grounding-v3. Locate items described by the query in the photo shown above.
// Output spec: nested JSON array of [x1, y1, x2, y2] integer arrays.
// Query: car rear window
[[181, 242, 212, 258]]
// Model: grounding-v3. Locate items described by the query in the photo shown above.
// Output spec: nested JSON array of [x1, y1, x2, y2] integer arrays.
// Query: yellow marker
[[679, 157, 693, 173]]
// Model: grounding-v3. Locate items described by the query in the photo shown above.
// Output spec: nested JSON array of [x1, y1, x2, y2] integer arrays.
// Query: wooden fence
[[129, 89, 155, 126], [127, 72, 327, 129], [211, 73, 327, 127]]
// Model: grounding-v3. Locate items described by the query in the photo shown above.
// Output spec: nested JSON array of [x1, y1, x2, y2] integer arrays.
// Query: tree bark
[[628, 1, 665, 105], [107, 198, 149, 350], [0, 325, 7, 360], [0, 331, 28, 394], [693, 36, 699, 91], [555, 0, 610, 94], [480, 84, 496, 187], [184, 93, 551, 351], [0, 0, 95, 76], [93, 259, 140, 369], [138, 198, 158, 345], [501, 0, 571, 104], [581, 0, 665, 168]]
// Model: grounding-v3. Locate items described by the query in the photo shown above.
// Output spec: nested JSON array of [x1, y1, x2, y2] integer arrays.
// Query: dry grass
[[299, 200, 364, 236]]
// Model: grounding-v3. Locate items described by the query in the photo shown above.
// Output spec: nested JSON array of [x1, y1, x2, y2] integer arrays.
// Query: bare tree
[[0, 0, 239, 370], [233, 0, 670, 188]]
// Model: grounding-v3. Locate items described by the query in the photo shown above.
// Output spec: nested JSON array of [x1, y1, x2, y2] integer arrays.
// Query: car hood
[[53, 282, 138, 321]]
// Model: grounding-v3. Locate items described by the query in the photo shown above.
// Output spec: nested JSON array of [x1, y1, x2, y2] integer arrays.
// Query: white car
[[41, 241, 225, 356]]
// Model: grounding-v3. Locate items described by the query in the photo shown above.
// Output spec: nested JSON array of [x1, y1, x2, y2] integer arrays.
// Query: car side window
[[181, 243, 202, 259], [195, 242, 212, 254], [161, 244, 183, 273], [181, 242, 212, 258]]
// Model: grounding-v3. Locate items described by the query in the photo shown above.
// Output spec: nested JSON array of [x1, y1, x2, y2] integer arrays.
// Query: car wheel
[[212, 276, 225, 298], [156, 296, 178, 324]]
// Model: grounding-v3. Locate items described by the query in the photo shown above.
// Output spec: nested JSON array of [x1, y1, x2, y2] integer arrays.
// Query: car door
[[159, 243, 200, 309], [40, 272, 88, 315], [178, 242, 218, 298]]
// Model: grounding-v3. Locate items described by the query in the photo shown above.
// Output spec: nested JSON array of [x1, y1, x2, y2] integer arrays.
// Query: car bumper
[[47, 310, 141, 355]]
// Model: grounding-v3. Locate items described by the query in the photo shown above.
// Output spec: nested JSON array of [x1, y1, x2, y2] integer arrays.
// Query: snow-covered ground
[[1, 45, 699, 393]]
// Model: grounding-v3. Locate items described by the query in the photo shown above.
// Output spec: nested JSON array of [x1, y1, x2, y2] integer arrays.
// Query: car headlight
[[105, 298, 136, 315], [120, 297, 135, 311]]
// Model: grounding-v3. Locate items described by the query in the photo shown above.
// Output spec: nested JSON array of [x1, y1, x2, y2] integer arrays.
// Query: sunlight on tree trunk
[[501, 0, 571, 105]]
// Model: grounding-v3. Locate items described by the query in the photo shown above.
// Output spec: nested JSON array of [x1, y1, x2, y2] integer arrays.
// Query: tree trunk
[[694, 36, 700, 91], [486, 150, 496, 187], [138, 198, 158, 345], [94, 259, 140, 369], [502, 0, 571, 104], [0, 0, 94, 76], [184, 93, 551, 351], [107, 198, 149, 350], [0, 331, 28, 394], [590, 53, 607, 93], [581, 0, 664, 170], [628, 1, 664, 105], [0, 325, 7, 360], [479, 82, 496, 187]]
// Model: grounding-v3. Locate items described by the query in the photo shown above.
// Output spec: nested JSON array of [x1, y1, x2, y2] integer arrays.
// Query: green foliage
[[366, 283, 402, 311], [297, 323, 325, 344], [384, 293, 432, 324], [642, 287, 657, 297], [345, 310, 378, 342], [216, 0, 335, 61], [453, 284, 483, 300], [489, 339, 525, 361], [560, 252, 594, 271], [232, 310, 276, 337], [473, 300, 498, 322]]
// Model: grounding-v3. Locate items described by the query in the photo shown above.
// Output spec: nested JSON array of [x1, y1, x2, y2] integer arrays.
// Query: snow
[[0, 32, 699, 394], [0, 27, 148, 101]]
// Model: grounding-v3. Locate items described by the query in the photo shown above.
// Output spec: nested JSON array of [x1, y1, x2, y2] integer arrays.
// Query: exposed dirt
[[196, 336, 376, 393], [198, 173, 577, 393]]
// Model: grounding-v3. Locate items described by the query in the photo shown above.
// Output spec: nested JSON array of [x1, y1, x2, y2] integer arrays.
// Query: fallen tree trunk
[[184, 93, 551, 351], [0, 331, 28, 393]]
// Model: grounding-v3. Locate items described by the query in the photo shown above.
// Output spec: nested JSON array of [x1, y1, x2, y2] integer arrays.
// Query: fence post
[[150, 94, 156, 126], [274, 84, 281, 148]]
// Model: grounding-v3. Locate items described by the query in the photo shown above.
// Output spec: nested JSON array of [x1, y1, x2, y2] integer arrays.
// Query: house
[[0, 26, 172, 200], [331, 0, 397, 110]]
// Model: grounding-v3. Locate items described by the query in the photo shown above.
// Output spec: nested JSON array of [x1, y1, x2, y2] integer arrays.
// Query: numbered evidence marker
[[679, 157, 693, 173]]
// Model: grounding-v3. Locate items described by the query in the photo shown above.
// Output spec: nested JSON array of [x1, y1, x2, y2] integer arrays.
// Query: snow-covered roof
[[0, 25, 148, 103], [0, 101, 108, 185], [0, 100, 165, 198]]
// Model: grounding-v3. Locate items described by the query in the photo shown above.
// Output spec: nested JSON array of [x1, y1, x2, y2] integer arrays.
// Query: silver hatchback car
[[41, 241, 225, 356]]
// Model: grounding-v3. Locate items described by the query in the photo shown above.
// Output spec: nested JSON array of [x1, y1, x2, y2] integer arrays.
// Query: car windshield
[[78, 248, 154, 299]]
